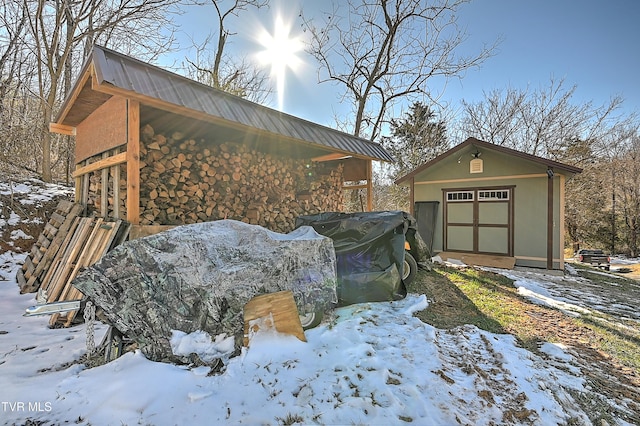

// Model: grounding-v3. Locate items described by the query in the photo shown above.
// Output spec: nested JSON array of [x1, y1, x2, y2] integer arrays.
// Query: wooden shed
[[50, 45, 393, 235], [396, 138, 582, 270]]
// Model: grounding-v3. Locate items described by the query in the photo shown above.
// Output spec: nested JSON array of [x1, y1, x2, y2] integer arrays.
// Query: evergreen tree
[[383, 102, 448, 179]]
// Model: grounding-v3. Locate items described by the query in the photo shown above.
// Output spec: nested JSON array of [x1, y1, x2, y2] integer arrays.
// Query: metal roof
[[57, 45, 393, 163]]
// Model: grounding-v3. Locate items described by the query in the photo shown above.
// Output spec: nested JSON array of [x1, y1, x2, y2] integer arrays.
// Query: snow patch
[[170, 330, 235, 363]]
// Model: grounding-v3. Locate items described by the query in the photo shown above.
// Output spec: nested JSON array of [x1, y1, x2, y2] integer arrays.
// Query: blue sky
[[169, 0, 639, 133]]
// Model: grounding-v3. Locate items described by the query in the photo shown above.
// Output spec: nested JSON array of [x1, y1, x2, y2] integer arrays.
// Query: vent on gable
[[470, 158, 483, 173]]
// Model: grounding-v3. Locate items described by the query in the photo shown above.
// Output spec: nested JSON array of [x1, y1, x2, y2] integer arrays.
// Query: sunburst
[[256, 14, 303, 110]]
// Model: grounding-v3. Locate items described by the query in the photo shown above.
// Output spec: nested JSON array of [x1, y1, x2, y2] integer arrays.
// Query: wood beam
[[312, 153, 351, 162], [126, 99, 141, 225], [55, 63, 92, 126], [49, 123, 76, 136], [72, 152, 127, 178]]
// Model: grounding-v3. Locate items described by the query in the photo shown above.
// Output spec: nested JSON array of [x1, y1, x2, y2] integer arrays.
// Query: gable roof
[[54, 45, 394, 163], [395, 137, 583, 184]]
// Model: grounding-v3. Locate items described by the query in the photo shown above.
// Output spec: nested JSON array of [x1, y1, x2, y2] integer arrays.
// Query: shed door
[[443, 188, 513, 256]]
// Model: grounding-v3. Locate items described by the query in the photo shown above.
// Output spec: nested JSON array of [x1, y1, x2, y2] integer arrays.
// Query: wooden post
[[409, 176, 415, 215], [74, 164, 82, 203], [366, 160, 373, 212], [113, 147, 120, 219], [81, 160, 89, 214], [558, 174, 566, 270], [547, 168, 554, 269], [126, 99, 140, 225], [101, 152, 108, 218]]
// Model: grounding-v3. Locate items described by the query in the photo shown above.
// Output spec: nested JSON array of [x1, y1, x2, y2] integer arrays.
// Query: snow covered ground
[[490, 264, 640, 322], [0, 177, 637, 425], [0, 258, 594, 425]]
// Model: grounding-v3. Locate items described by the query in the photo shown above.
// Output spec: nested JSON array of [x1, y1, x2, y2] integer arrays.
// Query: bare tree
[[183, 0, 272, 102], [209, 0, 268, 87], [184, 34, 272, 103], [24, 0, 179, 182], [617, 135, 640, 256], [302, 0, 497, 141], [0, 1, 29, 112], [0, 2, 42, 172], [460, 78, 627, 164]]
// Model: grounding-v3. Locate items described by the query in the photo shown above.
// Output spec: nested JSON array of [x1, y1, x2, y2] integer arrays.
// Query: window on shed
[[478, 190, 509, 201], [446, 191, 474, 202]]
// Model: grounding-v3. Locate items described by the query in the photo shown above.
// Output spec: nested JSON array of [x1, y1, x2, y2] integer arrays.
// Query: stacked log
[[84, 124, 344, 233], [138, 125, 343, 232]]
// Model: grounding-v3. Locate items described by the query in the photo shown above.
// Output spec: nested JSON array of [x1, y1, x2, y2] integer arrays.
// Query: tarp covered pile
[[73, 220, 337, 363]]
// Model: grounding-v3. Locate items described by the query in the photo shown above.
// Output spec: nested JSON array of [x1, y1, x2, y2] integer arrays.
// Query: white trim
[[446, 190, 474, 202], [478, 189, 509, 201]]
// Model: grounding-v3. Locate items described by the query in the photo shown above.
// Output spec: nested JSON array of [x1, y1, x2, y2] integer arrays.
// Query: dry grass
[[408, 265, 640, 367], [407, 264, 640, 425]]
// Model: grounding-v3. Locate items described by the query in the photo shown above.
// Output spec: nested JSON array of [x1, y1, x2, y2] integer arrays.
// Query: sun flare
[[256, 14, 303, 110]]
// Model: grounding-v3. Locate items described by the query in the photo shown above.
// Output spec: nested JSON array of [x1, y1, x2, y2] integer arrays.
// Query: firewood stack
[[85, 124, 344, 233]]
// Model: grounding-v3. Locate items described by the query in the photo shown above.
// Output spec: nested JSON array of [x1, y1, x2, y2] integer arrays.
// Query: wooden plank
[[112, 220, 131, 246], [26, 203, 84, 290], [20, 200, 84, 293], [61, 287, 85, 327], [243, 291, 306, 347], [38, 218, 81, 293], [47, 218, 101, 326], [49, 122, 76, 136], [438, 251, 516, 269], [311, 152, 350, 162], [16, 269, 27, 293], [37, 234, 51, 249], [43, 223, 58, 238], [71, 152, 127, 178], [54, 62, 91, 132], [31, 248, 43, 265], [50, 212, 66, 227], [56, 220, 126, 326], [50, 222, 101, 326], [56, 199, 75, 214], [75, 96, 127, 163], [42, 217, 92, 300], [22, 256, 35, 278]]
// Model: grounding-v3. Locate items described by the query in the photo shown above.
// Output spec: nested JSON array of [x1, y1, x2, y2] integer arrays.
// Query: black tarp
[[295, 211, 429, 306]]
